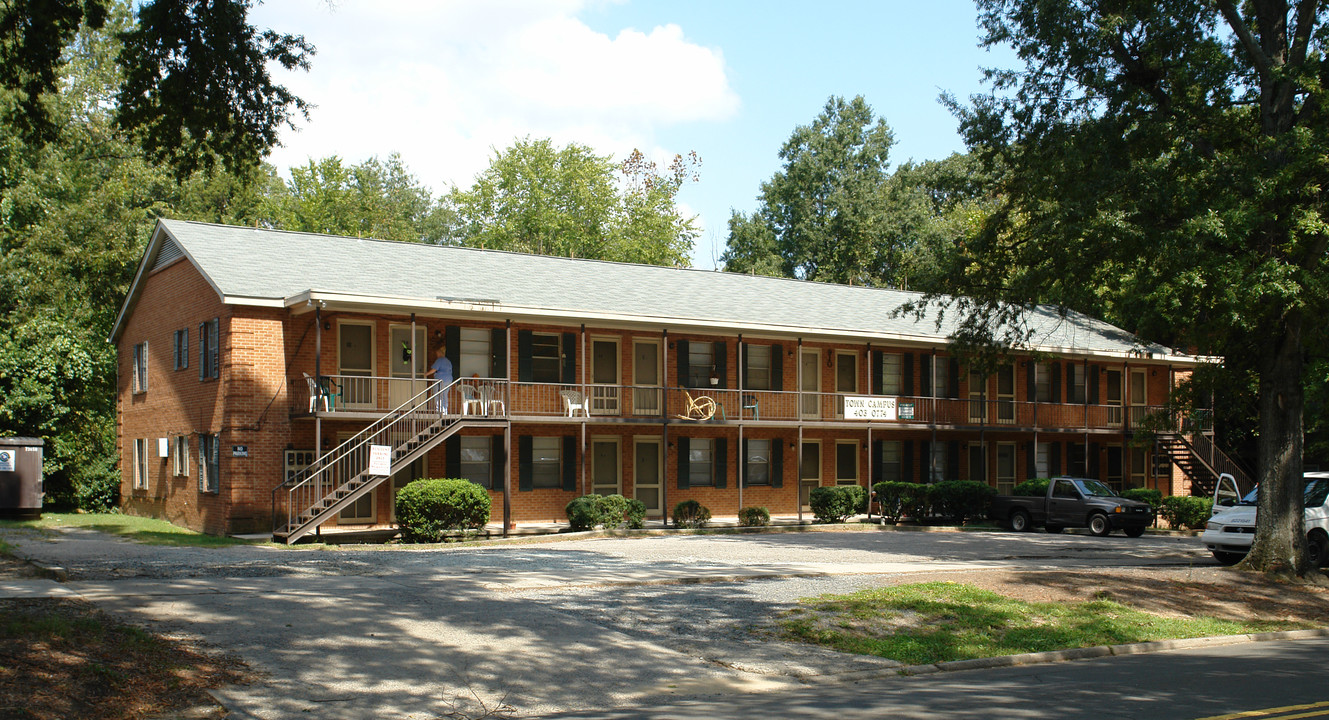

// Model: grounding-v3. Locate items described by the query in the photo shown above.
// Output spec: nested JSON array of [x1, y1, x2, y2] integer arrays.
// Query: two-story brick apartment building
[[112, 220, 1235, 541]]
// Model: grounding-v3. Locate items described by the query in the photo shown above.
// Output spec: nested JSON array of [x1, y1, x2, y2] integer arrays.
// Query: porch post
[[580, 324, 587, 496], [797, 337, 803, 523], [410, 313, 416, 383], [503, 424, 511, 537], [314, 305, 322, 462], [867, 424, 873, 522], [737, 333, 743, 515], [661, 328, 669, 528], [930, 349, 938, 483]]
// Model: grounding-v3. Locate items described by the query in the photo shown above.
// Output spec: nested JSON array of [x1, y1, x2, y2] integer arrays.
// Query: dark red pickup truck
[[989, 477, 1154, 537]]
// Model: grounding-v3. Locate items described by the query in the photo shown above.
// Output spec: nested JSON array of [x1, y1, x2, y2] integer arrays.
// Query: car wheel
[[1044, 524, 1064, 534], [1009, 509, 1031, 532], [1123, 525, 1146, 538], [1211, 551, 1244, 566], [1307, 532, 1329, 568], [1088, 513, 1111, 537]]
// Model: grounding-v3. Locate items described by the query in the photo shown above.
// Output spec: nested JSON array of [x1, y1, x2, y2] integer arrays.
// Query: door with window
[[1106, 369, 1124, 427], [633, 438, 662, 517], [969, 370, 987, 422], [801, 350, 820, 419], [800, 440, 821, 509], [1128, 369, 1147, 427], [337, 433, 374, 523], [591, 338, 620, 415], [996, 443, 1016, 494], [996, 365, 1015, 424], [632, 340, 661, 416], [388, 326, 427, 409], [835, 352, 857, 417], [592, 438, 621, 496], [338, 322, 375, 409]]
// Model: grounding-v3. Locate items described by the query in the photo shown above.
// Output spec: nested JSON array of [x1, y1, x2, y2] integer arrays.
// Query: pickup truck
[[990, 477, 1155, 537], [1200, 471, 1329, 566]]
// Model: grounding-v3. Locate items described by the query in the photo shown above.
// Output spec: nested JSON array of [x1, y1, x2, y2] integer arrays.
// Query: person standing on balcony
[[425, 344, 453, 414]]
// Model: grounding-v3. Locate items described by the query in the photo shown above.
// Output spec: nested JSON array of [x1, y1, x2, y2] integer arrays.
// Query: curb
[[29, 562, 67, 582], [876, 627, 1329, 678]]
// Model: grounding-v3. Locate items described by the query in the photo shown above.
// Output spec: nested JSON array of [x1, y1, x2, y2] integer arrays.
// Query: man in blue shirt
[[425, 345, 453, 414]]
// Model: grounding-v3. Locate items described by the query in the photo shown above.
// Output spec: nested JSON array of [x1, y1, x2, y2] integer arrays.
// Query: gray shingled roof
[[125, 219, 1183, 360]]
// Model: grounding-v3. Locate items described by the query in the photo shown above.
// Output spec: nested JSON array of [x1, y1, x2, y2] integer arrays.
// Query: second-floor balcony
[[298, 374, 1194, 434]]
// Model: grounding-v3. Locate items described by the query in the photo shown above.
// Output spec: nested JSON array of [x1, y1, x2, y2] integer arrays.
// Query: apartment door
[[1106, 369, 1124, 427], [632, 340, 661, 416], [1128, 369, 1148, 427], [800, 350, 820, 419], [633, 438, 662, 517], [591, 438, 622, 496], [835, 352, 857, 417], [590, 338, 620, 415], [337, 432, 374, 523], [800, 440, 821, 510], [969, 370, 987, 422], [338, 321, 375, 409], [996, 364, 1015, 424], [388, 326, 427, 409], [996, 442, 1016, 494]]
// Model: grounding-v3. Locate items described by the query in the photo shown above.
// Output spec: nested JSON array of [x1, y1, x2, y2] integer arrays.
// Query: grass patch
[[778, 581, 1311, 666], [0, 513, 258, 547], [0, 598, 247, 719]]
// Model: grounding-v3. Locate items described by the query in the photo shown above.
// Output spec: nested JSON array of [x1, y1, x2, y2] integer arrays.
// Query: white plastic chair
[[480, 383, 505, 416], [459, 384, 484, 415], [303, 373, 327, 412], [560, 390, 589, 417]]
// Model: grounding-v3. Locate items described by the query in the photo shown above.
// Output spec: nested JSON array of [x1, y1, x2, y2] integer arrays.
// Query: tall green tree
[[447, 138, 698, 266], [941, 0, 1329, 575]]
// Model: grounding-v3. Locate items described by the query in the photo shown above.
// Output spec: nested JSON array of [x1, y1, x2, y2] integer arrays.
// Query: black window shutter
[[920, 441, 931, 481], [1089, 442, 1100, 478], [677, 437, 690, 489], [714, 341, 727, 389], [1066, 363, 1075, 400], [947, 442, 960, 481], [948, 358, 960, 398], [771, 344, 783, 391], [714, 437, 728, 488], [871, 440, 883, 483], [1089, 365, 1100, 404], [490, 435, 504, 491], [1027, 442, 1037, 479], [676, 339, 690, 387], [871, 351, 883, 395], [1050, 442, 1062, 476], [741, 438, 749, 488], [561, 333, 576, 385], [517, 330, 533, 382], [199, 322, 206, 380], [921, 356, 933, 396], [1051, 362, 1062, 402], [518, 436, 533, 491], [562, 435, 577, 491], [771, 440, 783, 488], [173, 331, 180, 370], [1027, 362, 1037, 401], [445, 325, 461, 374], [740, 343, 748, 389], [445, 436, 460, 479], [901, 440, 913, 483], [902, 354, 914, 396], [208, 318, 219, 378], [490, 328, 507, 378]]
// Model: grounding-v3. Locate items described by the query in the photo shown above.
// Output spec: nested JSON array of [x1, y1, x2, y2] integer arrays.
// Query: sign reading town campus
[[842, 396, 897, 421]]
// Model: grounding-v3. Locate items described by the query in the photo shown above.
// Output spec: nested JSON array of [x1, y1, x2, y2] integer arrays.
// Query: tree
[[447, 138, 698, 266], [939, 0, 1329, 576], [0, 0, 313, 176]]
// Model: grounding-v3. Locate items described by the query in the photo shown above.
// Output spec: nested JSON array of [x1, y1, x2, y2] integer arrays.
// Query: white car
[[1201, 471, 1329, 566]]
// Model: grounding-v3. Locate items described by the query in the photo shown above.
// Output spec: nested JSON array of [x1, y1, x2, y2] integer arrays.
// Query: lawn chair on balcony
[[480, 383, 505, 416], [560, 390, 590, 417], [304, 373, 329, 412], [459, 383, 484, 416], [742, 394, 759, 420], [674, 391, 719, 421]]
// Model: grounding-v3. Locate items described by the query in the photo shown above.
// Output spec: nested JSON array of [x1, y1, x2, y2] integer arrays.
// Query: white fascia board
[[222, 296, 286, 307]]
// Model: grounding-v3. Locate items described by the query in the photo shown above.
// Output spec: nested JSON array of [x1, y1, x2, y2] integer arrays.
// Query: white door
[[800, 350, 820, 419], [633, 438, 662, 516], [633, 340, 661, 416], [591, 339, 620, 415], [800, 441, 821, 510], [1128, 369, 1148, 427], [1106, 369, 1124, 427], [338, 322, 375, 409], [592, 439, 621, 496]]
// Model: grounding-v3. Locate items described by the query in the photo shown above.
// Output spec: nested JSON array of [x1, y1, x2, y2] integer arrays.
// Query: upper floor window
[[688, 343, 714, 387], [745, 345, 772, 390], [459, 328, 492, 379], [1035, 363, 1052, 402], [199, 318, 219, 381], [1067, 363, 1087, 404], [880, 353, 902, 395], [173, 329, 189, 370], [530, 333, 561, 384], [132, 342, 148, 393]]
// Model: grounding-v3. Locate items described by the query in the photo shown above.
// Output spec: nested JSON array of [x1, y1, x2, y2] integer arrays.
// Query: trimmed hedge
[[809, 485, 865, 524], [929, 480, 996, 525], [1012, 478, 1050, 497], [625, 498, 646, 529], [395, 478, 491, 542], [1160, 495, 1213, 530], [872, 482, 929, 523], [566, 494, 644, 531], [738, 506, 770, 527], [672, 499, 711, 528], [1121, 488, 1163, 513]]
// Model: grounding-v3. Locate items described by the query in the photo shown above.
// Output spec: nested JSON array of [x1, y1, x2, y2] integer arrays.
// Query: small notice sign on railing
[[843, 396, 897, 420], [368, 445, 392, 476]]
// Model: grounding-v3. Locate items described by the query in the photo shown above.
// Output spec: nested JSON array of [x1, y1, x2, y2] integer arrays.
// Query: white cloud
[[253, 0, 738, 192]]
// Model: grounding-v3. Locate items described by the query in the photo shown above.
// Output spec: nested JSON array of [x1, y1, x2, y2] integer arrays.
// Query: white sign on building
[[368, 445, 392, 476], [843, 395, 897, 420]]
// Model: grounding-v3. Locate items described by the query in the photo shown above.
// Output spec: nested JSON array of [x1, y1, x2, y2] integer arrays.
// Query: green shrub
[[738, 506, 770, 527], [809, 486, 863, 524], [597, 494, 631, 529], [1160, 495, 1213, 530], [566, 495, 602, 531], [672, 499, 711, 528], [873, 482, 929, 523], [1121, 488, 1163, 513], [395, 478, 491, 542], [625, 498, 646, 529], [930, 480, 997, 525], [1012, 478, 1050, 497]]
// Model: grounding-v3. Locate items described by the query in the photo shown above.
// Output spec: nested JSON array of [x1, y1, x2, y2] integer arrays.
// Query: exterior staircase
[[273, 379, 486, 544], [1156, 432, 1253, 498]]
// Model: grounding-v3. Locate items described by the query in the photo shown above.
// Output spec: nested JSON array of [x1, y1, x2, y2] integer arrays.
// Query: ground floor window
[[879, 441, 902, 483], [532, 437, 561, 489], [173, 436, 190, 477], [198, 434, 219, 493], [460, 436, 494, 489], [133, 438, 148, 490], [835, 441, 857, 485], [1068, 443, 1087, 477], [745, 439, 770, 486], [689, 438, 715, 487]]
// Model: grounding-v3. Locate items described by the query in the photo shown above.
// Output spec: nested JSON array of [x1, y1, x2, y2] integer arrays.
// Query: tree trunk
[[1241, 310, 1307, 575]]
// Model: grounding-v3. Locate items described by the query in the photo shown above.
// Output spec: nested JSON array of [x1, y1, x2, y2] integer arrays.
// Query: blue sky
[[253, 1, 1016, 268]]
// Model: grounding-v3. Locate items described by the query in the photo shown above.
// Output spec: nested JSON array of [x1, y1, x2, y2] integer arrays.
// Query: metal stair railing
[[1187, 431, 1253, 494], [1157, 431, 1253, 497], [272, 378, 504, 543]]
